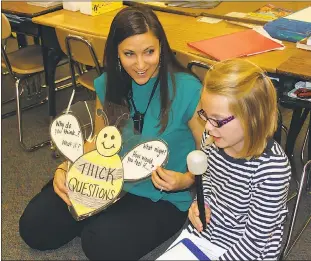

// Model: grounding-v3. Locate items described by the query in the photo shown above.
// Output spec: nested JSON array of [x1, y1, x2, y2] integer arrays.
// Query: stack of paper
[[296, 36, 311, 51], [285, 6, 311, 23], [27, 2, 61, 8]]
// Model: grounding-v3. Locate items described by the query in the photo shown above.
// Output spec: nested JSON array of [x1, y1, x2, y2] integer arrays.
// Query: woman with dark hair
[[19, 7, 204, 260]]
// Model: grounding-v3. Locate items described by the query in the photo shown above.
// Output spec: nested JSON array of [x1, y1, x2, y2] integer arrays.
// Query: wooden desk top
[[32, 9, 118, 36], [2, 1, 62, 18], [193, 1, 309, 16], [125, 1, 311, 25], [32, 7, 308, 74], [277, 51, 311, 80]]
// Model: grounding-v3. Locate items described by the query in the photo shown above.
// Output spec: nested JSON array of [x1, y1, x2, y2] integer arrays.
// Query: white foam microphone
[[187, 150, 208, 230]]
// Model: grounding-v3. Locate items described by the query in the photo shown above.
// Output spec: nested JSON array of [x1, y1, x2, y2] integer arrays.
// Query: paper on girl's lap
[[157, 229, 226, 260]]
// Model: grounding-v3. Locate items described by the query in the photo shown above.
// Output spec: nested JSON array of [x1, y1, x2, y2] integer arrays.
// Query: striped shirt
[[187, 131, 291, 260]]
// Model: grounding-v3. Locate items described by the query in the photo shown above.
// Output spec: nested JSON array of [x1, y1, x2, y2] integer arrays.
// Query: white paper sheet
[[285, 7, 311, 23]]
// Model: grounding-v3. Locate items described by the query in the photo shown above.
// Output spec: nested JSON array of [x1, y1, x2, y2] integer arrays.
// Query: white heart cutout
[[50, 114, 84, 162], [122, 140, 169, 181]]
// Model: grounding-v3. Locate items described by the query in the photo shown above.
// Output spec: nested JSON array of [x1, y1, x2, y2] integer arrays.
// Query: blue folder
[[264, 17, 311, 43]]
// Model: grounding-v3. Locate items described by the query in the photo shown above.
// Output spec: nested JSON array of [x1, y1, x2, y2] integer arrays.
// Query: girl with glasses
[[163, 59, 291, 260]]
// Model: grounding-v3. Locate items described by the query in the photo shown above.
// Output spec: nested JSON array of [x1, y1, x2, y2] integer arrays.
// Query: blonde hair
[[203, 59, 278, 158]]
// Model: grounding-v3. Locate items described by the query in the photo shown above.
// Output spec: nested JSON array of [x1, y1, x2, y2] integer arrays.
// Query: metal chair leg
[[282, 125, 288, 138], [301, 129, 309, 165], [15, 78, 50, 152], [2, 77, 24, 105], [280, 160, 311, 259], [283, 215, 311, 258], [2, 77, 46, 119]]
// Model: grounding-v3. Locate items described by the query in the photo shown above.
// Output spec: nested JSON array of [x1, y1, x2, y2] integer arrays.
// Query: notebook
[[156, 229, 226, 260], [157, 238, 210, 260], [187, 29, 284, 61]]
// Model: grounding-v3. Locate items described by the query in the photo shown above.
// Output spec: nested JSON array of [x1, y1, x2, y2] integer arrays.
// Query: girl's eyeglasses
[[197, 109, 235, 128]]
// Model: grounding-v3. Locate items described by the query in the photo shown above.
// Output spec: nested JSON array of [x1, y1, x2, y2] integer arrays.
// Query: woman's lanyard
[[128, 76, 160, 133]]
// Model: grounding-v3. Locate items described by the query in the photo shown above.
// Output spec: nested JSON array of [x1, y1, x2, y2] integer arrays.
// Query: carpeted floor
[[1, 37, 310, 260]]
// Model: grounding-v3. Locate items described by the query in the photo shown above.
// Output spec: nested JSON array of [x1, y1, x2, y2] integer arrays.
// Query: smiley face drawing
[[66, 126, 124, 221], [96, 126, 122, 157]]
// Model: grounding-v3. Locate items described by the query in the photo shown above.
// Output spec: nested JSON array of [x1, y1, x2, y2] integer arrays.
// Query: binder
[[187, 29, 284, 61]]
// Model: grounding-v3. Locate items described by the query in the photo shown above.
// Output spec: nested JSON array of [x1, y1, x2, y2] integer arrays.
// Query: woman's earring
[[118, 58, 122, 71]]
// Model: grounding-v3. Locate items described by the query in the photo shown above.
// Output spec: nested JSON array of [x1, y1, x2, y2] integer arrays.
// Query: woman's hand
[[188, 200, 211, 232], [53, 162, 71, 206], [151, 166, 194, 192]]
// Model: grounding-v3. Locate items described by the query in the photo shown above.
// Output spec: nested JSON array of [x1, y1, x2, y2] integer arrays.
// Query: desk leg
[[42, 47, 62, 119], [16, 33, 27, 48], [40, 25, 63, 120]]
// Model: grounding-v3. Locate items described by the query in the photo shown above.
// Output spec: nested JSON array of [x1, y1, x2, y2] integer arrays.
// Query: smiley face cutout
[[96, 126, 122, 157]]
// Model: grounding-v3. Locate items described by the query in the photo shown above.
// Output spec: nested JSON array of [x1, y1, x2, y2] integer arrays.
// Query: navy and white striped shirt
[[187, 131, 291, 260]]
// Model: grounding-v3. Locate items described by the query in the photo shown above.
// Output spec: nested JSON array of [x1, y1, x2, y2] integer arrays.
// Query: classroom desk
[[277, 51, 311, 162], [1, 2, 62, 47], [277, 51, 311, 81], [32, 9, 307, 74], [125, 1, 311, 25], [1, 1, 62, 17], [2, 2, 65, 118]]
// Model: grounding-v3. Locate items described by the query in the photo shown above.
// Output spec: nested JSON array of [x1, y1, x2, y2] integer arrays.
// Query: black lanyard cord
[[128, 76, 160, 133], [129, 76, 160, 116]]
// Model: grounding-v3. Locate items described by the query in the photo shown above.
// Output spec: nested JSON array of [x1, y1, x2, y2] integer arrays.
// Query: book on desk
[[187, 28, 284, 61], [246, 4, 293, 22], [264, 6, 311, 43]]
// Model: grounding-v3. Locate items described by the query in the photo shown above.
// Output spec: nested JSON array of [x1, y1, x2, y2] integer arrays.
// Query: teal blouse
[[94, 72, 202, 211]]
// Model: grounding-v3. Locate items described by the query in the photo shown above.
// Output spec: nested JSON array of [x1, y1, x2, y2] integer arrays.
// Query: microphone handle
[[195, 175, 206, 230]]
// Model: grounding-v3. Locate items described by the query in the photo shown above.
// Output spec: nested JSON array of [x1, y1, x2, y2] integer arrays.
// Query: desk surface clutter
[[3, 1, 311, 75], [30, 10, 304, 74]]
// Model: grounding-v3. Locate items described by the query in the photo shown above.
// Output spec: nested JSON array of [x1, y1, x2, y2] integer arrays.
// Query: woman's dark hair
[[104, 6, 191, 133]]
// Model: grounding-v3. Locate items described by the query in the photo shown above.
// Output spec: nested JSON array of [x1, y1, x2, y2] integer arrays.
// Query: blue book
[[264, 8, 311, 43]]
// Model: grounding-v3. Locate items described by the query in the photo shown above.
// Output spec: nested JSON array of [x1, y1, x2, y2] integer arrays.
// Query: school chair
[[187, 60, 211, 83], [55, 26, 106, 93], [174, 50, 215, 80], [280, 159, 311, 260], [1, 13, 50, 152]]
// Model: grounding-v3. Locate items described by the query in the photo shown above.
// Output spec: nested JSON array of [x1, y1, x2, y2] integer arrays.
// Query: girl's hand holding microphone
[[188, 200, 211, 233]]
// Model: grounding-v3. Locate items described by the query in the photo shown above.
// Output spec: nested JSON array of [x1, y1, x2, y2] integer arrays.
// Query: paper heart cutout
[[66, 150, 124, 220], [50, 114, 84, 162], [122, 140, 169, 181]]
